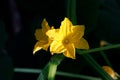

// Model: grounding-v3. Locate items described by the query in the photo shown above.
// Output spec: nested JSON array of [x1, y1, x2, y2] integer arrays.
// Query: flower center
[[64, 39, 69, 44]]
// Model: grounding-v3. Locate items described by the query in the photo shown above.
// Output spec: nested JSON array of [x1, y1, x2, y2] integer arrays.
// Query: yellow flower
[[46, 17, 89, 59], [33, 19, 52, 54], [102, 66, 119, 79]]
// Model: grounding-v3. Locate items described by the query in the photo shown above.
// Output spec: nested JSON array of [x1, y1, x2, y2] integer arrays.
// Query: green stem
[[37, 54, 64, 80], [66, 0, 77, 25], [14, 68, 101, 80], [100, 51, 112, 67], [76, 44, 120, 54], [70, 0, 77, 25], [48, 63, 57, 80], [37, 63, 49, 80], [48, 54, 65, 80], [57, 71, 101, 80], [66, 0, 71, 18]]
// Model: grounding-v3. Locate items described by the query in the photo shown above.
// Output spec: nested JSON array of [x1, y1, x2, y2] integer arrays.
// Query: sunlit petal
[[74, 38, 89, 49], [59, 17, 72, 38], [50, 41, 66, 55]]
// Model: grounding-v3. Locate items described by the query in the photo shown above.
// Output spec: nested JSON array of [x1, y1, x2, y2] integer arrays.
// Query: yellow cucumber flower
[[33, 19, 52, 54], [46, 17, 89, 59]]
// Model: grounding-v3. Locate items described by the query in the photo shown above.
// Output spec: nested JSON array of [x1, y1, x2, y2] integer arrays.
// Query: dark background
[[0, 0, 120, 80]]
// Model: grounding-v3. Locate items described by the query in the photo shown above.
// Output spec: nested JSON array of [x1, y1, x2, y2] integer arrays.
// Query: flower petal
[[34, 29, 48, 40], [59, 17, 72, 38], [50, 41, 66, 55], [63, 43, 75, 59], [74, 38, 89, 49], [41, 18, 50, 33], [34, 29, 42, 40], [33, 39, 50, 54], [71, 25, 85, 41], [33, 41, 45, 54]]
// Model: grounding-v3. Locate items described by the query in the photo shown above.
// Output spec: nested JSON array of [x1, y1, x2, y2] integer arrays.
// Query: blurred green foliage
[[0, 20, 14, 80]]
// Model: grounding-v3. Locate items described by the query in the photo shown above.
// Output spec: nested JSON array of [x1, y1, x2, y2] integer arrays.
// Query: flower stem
[[100, 51, 112, 67], [37, 63, 49, 80], [48, 54, 65, 80], [65, 0, 70, 18], [48, 63, 57, 80], [37, 54, 64, 80], [71, 0, 77, 25], [66, 0, 77, 25], [76, 44, 120, 54]]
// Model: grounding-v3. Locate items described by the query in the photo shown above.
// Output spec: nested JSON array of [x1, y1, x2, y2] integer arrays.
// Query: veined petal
[[74, 38, 89, 49], [50, 41, 66, 55], [59, 17, 72, 38], [42, 18, 50, 33], [71, 25, 85, 41], [63, 43, 75, 59]]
